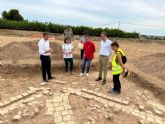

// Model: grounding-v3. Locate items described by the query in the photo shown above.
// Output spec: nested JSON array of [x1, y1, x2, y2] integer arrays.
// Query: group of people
[[38, 26, 128, 94]]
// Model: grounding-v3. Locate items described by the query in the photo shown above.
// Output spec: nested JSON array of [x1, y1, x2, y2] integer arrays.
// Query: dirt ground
[[0, 29, 165, 124]]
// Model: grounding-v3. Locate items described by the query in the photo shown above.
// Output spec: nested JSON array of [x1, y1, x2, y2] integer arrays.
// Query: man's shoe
[[43, 79, 48, 82], [70, 72, 75, 75], [95, 77, 102, 81], [86, 73, 89, 77], [48, 77, 55, 80], [108, 89, 121, 94], [79, 73, 84, 77], [101, 79, 106, 85]]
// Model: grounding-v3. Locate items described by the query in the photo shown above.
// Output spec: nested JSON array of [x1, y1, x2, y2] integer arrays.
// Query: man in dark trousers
[[38, 32, 54, 82]]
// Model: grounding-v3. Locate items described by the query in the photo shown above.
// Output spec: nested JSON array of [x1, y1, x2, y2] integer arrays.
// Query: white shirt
[[38, 38, 51, 56], [99, 39, 112, 56], [62, 43, 73, 58]]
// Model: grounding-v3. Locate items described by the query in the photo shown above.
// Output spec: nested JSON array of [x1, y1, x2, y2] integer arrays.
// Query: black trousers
[[40, 55, 52, 80], [113, 74, 121, 92], [80, 50, 84, 60], [64, 58, 73, 72]]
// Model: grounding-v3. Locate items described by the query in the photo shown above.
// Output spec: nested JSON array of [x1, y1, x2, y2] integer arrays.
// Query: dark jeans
[[40, 55, 52, 80], [80, 50, 84, 60], [113, 74, 121, 92], [82, 59, 92, 73], [64, 58, 73, 72]]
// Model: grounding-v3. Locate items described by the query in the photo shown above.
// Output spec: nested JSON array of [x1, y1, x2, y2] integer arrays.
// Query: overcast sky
[[0, 0, 165, 36]]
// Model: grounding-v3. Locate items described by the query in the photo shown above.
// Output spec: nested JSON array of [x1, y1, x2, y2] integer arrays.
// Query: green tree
[[2, 9, 24, 21], [2, 11, 10, 20]]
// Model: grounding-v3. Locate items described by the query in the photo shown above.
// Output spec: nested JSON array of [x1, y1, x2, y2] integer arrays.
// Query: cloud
[[0, 0, 165, 35]]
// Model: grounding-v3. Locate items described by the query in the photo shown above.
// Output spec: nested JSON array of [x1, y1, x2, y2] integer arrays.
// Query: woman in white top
[[62, 38, 74, 75]]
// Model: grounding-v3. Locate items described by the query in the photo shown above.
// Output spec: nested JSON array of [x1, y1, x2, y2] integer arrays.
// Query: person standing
[[64, 25, 73, 39], [95, 32, 112, 85], [79, 32, 96, 77], [62, 38, 74, 75], [110, 41, 127, 94], [79, 34, 86, 60], [38, 32, 54, 82]]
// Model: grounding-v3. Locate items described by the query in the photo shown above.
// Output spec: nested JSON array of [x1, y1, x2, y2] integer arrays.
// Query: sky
[[0, 0, 165, 36]]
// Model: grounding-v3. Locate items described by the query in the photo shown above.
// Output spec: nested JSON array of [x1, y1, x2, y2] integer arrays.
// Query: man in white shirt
[[38, 32, 54, 82], [96, 31, 112, 85]]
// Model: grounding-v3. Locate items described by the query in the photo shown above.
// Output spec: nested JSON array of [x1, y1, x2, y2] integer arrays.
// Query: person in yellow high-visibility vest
[[110, 41, 126, 94]]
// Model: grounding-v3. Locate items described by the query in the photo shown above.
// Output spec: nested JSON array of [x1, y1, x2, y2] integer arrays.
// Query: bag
[[78, 43, 84, 50], [117, 51, 127, 64]]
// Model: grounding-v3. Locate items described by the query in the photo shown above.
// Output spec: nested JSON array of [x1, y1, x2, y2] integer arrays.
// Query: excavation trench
[[0, 42, 165, 103]]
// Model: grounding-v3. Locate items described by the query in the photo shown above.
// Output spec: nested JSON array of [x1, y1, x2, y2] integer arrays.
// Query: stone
[[154, 109, 164, 117], [131, 112, 139, 117], [146, 116, 155, 123], [122, 100, 129, 105], [135, 91, 142, 96], [54, 80, 67, 84], [3, 100, 10, 105], [46, 99, 53, 103], [155, 118, 164, 124], [22, 109, 31, 117], [16, 95, 23, 99], [0, 108, 8, 115], [23, 97, 35, 103], [55, 106, 65, 111], [53, 111, 61, 117], [104, 104, 108, 108], [28, 87, 36, 91], [64, 105, 72, 110], [40, 82, 48, 86], [62, 110, 69, 116], [0, 121, 3, 124], [34, 94, 43, 98], [46, 103, 53, 108], [54, 116, 63, 123], [112, 108, 120, 114], [63, 115, 72, 121], [9, 97, 18, 102], [105, 113, 113, 121], [53, 103, 60, 107], [48, 92, 53, 96], [13, 114, 21, 121], [72, 82, 78, 85], [46, 111, 54, 116], [0, 102, 3, 107], [53, 97, 61, 103], [138, 105, 145, 111], [34, 107, 39, 114], [48, 108, 55, 112], [43, 90, 50, 95], [138, 120, 145, 124], [68, 110, 73, 115], [30, 111, 35, 117], [67, 121, 75, 124], [8, 105, 18, 111], [22, 92, 29, 97]]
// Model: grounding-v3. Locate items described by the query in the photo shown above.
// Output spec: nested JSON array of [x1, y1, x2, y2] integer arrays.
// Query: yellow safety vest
[[112, 48, 125, 75]]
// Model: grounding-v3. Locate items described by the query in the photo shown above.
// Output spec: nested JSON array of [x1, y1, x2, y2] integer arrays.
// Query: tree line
[[0, 9, 139, 38]]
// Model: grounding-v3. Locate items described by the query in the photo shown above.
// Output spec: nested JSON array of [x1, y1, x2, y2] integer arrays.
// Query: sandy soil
[[0, 29, 165, 124]]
